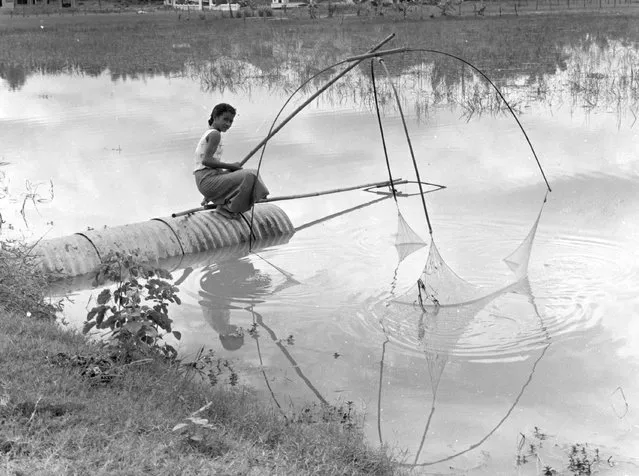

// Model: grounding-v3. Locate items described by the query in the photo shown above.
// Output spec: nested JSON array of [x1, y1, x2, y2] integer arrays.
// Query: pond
[[1, 38, 638, 473]]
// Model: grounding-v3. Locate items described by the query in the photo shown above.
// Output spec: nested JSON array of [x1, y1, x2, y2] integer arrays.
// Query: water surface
[[1, 40, 638, 474]]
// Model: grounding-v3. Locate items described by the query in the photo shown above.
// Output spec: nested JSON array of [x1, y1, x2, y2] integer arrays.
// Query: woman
[[194, 103, 269, 219]]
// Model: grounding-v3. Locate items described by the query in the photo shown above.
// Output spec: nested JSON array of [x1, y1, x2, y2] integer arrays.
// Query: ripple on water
[[349, 220, 634, 363], [174, 201, 634, 363]]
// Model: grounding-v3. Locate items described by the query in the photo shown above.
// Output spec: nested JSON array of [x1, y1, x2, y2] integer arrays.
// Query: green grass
[[0, 310, 405, 475]]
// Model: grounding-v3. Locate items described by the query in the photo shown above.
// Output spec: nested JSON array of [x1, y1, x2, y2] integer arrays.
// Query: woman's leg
[[195, 169, 269, 214], [225, 169, 269, 214], [195, 170, 228, 205]]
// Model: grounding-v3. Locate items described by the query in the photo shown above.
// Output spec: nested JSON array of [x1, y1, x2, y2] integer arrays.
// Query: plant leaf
[[96, 306, 108, 327], [172, 330, 182, 340], [82, 320, 96, 334], [187, 417, 209, 425], [172, 422, 189, 432], [123, 321, 143, 334], [86, 307, 98, 321], [97, 289, 111, 305]]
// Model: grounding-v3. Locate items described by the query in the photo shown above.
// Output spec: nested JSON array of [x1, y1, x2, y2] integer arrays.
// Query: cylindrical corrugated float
[[33, 203, 294, 278]]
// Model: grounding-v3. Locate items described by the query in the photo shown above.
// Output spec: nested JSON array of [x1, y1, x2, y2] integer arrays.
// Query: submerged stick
[[171, 178, 405, 218], [239, 33, 396, 166]]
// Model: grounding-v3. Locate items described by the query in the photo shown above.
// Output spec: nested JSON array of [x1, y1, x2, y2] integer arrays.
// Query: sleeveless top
[[194, 128, 223, 174]]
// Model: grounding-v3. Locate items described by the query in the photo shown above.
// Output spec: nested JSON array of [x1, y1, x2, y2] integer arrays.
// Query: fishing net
[[392, 200, 545, 308], [395, 210, 427, 262], [367, 54, 549, 307], [366, 47, 552, 464]]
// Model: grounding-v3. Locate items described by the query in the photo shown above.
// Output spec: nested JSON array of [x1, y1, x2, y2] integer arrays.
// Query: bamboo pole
[[377, 59, 434, 236], [260, 178, 407, 203], [343, 48, 411, 66], [171, 178, 405, 218], [238, 33, 396, 167]]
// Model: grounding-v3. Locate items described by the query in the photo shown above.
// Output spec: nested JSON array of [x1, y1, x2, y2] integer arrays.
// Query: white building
[[164, 0, 239, 11]]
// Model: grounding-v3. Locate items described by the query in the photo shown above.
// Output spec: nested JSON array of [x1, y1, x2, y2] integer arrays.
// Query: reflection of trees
[[0, 63, 27, 91], [3, 20, 638, 119], [185, 40, 639, 123]]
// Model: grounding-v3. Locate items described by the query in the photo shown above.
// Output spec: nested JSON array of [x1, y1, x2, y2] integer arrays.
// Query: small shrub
[[257, 5, 272, 16], [327, 0, 336, 17], [0, 162, 60, 319], [83, 251, 182, 361], [0, 240, 61, 319]]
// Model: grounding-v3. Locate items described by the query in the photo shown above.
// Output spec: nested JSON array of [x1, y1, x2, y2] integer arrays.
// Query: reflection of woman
[[198, 258, 272, 351]]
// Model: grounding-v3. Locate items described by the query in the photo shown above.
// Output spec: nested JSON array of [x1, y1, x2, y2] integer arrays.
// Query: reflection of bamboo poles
[[376, 191, 550, 464], [412, 343, 551, 468], [294, 195, 391, 233], [252, 252, 300, 294], [251, 308, 287, 416], [379, 278, 553, 468], [251, 308, 328, 406], [377, 334, 389, 446]]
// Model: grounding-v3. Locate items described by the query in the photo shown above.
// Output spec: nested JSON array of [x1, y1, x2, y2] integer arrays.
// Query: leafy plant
[[83, 251, 182, 361]]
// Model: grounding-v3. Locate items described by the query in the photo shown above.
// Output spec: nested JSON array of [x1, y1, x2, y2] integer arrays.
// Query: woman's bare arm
[[201, 130, 242, 171]]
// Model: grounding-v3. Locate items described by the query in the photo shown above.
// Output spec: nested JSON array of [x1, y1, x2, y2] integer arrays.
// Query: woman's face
[[212, 111, 235, 132]]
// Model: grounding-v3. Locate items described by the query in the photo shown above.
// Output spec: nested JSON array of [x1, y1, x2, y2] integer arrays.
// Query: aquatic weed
[[516, 427, 608, 476], [181, 346, 239, 387]]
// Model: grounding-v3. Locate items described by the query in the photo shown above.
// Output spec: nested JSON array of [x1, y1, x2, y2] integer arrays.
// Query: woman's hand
[[226, 162, 242, 171]]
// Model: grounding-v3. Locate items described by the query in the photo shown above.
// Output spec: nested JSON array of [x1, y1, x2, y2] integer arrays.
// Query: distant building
[[164, 0, 239, 11], [271, 0, 306, 8], [1, 0, 77, 9]]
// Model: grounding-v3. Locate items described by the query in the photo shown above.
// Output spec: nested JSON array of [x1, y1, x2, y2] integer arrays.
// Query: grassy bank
[[1, 6, 639, 93], [0, 190, 402, 474], [0, 309, 403, 475]]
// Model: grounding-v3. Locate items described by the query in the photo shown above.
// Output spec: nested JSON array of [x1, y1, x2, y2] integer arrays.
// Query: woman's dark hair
[[208, 103, 236, 126]]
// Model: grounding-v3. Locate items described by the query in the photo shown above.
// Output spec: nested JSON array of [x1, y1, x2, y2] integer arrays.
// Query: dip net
[[393, 200, 545, 307], [369, 55, 551, 461], [369, 55, 550, 308]]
